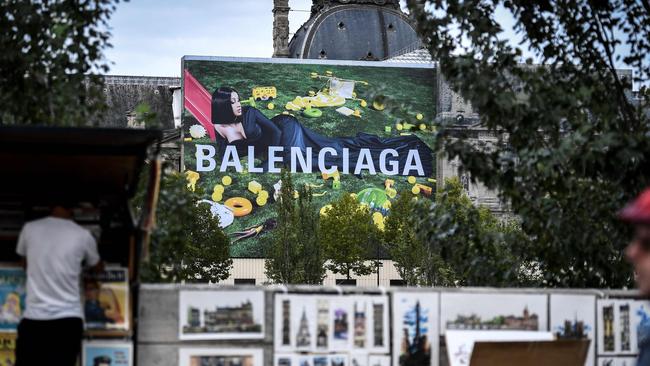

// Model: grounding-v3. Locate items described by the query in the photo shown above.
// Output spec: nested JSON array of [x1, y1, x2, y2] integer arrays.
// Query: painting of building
[[620, 304, 631, 351], [179, 348, 263, 366], [393, 292, 439, 366], [373, 303, 384, 347], [353, 302, 366, 348], [446, 307, 539, 331], [283, 300, 291, 346], [399, 300, 431, 366], [316, 299, 329, 348], [550, 294, 596, 366], [179, 291, 265, 340], [603, 305, 615, 352], [296, 307, 311, 348]]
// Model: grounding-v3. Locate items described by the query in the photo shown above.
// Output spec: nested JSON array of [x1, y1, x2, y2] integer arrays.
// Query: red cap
[[620, 188, 650, 224]]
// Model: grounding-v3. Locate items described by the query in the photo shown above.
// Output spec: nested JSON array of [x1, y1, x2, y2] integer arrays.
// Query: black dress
[[214, 106, 434, 176]]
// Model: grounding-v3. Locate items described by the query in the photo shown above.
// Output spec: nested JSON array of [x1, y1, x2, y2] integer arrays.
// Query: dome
[[288, 3, 421, 61]]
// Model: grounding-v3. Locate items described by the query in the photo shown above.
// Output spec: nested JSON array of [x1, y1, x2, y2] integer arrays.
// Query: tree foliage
[[385, 178, 532, 286], [0, 0, 120, 126], [265, 170, 326, 284], [320, 194, 378, 280], [141, 172, 232, 283], [408, 0, 650, 287]]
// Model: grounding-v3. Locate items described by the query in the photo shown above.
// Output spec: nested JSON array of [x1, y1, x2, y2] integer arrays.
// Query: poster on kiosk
[[181, 56, 436, 258]]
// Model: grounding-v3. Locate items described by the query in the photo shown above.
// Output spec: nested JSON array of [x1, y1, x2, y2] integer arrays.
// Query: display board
[[83, 267, 130, 332], [179, 348, 264, 366], [179, 290, 265, 340], [392, 292, 439, 366], [597, 299, 650, 356], [274, 294, 390, 360], [549, 294, 597, 366], [0, 268, 25, 332], [181, 56, 436, 257], [82, 341, 133, 366]]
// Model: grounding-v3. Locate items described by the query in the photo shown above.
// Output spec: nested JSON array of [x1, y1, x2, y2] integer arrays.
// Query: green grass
[[183, 60, 437, 257]]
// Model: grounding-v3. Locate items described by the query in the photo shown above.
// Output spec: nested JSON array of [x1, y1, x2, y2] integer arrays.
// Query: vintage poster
[[181, 56, 436, 258], [440, 293, 548, 334], [82, 341, 133, 366], [0, 268, 25, 332], [179, 348, 263, 366], [445, 330, 553, 366], [549, 294, 596, 366], [179, 290, 264, 340], [392, 292, 440, 366], [274, 294, 389, 354], [0, 333, 15, 366], [596, 299, 647, 356], [83, 267, 129, 331]]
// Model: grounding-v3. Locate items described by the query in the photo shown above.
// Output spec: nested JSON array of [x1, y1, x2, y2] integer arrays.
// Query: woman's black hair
[[211, 87, 241, 125]]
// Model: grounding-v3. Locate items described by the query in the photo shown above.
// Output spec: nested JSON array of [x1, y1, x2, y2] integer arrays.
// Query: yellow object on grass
[[407, 176, 417, 184], [313, 191, 328, 197], [411, 185, 421, 195], [322, 170, 340, 181], [248, 181, 262, 194], [222, 176, 232, 186], [360, 99, 367, 107], [320, 204, 333, 216], [213, 184, 225, 193], [185, 170, 200, 191], [267, 103, 275, 110], [211, 191, 223, 202], [256, 196, 267, 206], [416, 113, 424, 120]]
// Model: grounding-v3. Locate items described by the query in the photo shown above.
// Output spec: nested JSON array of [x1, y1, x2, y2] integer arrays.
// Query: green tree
[[408, 0, 650, 287], [320, 194, 377, 280], [382, 191, 427, 285], [1, 0, 120, 126], [409, 178, 533, 287], [141, 172, 232, 283], [264, 170, 325, 284]]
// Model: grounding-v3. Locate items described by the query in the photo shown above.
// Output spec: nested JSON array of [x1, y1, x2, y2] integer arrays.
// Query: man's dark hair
[[211, 86, 241, 125]]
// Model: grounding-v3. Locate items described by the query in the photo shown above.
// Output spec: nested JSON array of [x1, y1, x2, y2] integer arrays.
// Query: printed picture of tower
[[282, 300, 291, 346], [603, 305, 615, 352], [399, 300, 430, 366], [620, 303, 631, 351], [373, 303, 384, 347], [316, 299, 329, 348], [296, 307, 311, 348], [354, 301, 366, 348]]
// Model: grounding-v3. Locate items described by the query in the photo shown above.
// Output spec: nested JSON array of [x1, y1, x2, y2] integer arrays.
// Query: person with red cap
[[620, 187, 650, 366]]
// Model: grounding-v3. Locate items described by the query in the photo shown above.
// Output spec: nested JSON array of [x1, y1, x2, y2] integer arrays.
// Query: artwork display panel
[[596, 299, 649, 356], [0, 268, 25, 333], [179, 348, 263, 366], [274, 294, 389, 354], [0, 333, 16, 366], [367, 355, 391, 366], [82, 340, 133, 366], [274, 354, 356, 366], [179, 290, 265, 340], [392, 292, 440, 366], [440, 293, 548, 335], [549, 294, 597, 366], [83, 267, 130, 331]]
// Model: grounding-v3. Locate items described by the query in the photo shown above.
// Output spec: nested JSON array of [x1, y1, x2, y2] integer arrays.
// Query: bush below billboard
[[182, 56, 436, 257]]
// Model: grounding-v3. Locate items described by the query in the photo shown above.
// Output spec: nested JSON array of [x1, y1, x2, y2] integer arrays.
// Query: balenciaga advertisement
[[182, 56, 436, 257]]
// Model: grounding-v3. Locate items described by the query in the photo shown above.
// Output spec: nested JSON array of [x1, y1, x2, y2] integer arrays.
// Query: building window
[[234, 278, 256, 285], [336, 279, 356, 286], [390, 279, 406, 287]]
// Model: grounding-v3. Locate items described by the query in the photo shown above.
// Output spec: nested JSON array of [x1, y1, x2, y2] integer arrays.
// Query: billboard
[[182, 56, 436, 257]]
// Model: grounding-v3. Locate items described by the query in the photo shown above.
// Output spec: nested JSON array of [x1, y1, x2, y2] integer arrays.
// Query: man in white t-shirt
[[15, 203, 102, 366]]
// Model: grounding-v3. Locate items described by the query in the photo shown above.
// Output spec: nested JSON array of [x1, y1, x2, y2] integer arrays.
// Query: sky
[[105, 0, 313, 76]]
